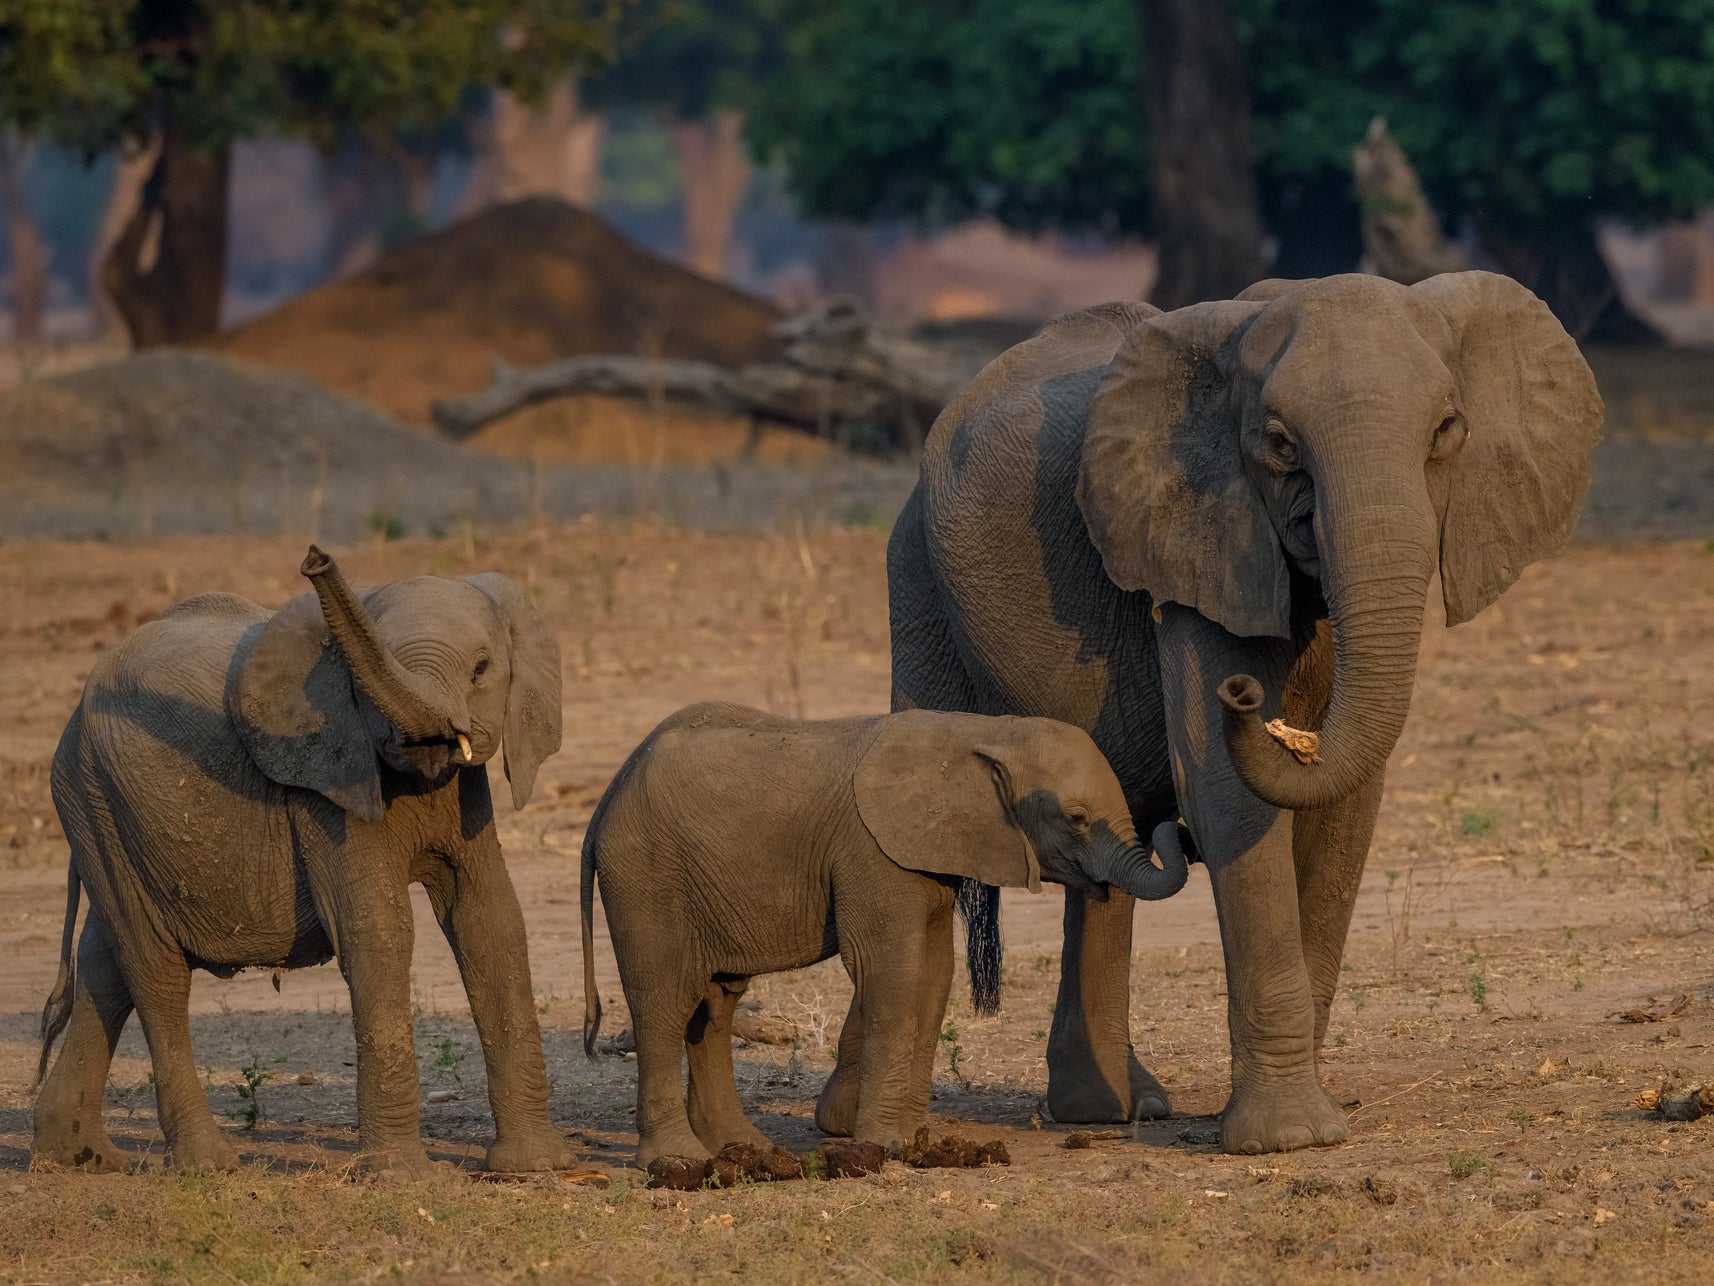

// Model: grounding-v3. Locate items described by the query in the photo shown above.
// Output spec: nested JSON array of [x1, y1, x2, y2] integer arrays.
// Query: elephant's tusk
[[1264, 718, 1322, 765], [457, 734, 473, 762]]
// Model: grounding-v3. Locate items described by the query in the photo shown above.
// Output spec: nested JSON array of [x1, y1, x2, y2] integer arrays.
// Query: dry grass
[[2, 523, 1714, 1283]]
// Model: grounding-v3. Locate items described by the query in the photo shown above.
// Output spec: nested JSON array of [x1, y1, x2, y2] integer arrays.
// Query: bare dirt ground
[[1, 517, 1712, 1283]]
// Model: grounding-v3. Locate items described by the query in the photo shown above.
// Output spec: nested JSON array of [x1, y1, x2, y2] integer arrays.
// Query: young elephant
[[34, 546, 570, 1177], [579, 702, 1190, 1166]]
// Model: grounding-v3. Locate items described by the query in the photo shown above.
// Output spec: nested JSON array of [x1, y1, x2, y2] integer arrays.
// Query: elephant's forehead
[[1242, 296, 1451, 413], [364, 577, 492, 643]]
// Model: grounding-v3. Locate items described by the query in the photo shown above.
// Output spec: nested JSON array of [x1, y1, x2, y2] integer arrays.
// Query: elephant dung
[[646, 1143, 807, 1190], [1634, 1078, 1714, 1121], [711, 1142, 806, 1185], [812, 1141, 889, 1179], [900, 1126, 1011, 1169]]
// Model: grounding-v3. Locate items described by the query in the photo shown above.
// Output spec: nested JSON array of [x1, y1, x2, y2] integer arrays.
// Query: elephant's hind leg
[[32, 912, 134, 1172], [685, 979, 770, 1153], [126, 941, 238, 1171]]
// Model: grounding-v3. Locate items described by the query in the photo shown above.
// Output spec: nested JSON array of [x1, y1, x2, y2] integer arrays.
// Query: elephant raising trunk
[[299, 545, 467, 749]]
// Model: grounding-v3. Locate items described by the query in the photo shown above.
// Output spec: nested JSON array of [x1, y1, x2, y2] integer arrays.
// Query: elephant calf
[[34, 546, 570, 1177], [579, 701, 1190, 1166]]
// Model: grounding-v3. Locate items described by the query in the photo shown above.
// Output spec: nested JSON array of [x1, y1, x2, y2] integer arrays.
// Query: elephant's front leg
[[1157, 604, 1346, 1154], [1046, 888, 1170, 1123], [1203, 806, 1346, 1153], [1291, 772, 1386, 1058], [421, 832, 573, 1174], [336, 884, 432, 1176]]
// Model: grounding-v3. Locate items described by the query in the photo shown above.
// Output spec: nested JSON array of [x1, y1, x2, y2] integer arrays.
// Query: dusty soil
[[0, 350, 912, 543], [207, 198, 785, 428], [1, 521, 1712, 1283]]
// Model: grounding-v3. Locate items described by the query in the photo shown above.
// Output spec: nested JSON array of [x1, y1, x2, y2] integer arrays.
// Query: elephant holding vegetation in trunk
[[34, 546, 569, 1176], [885, 272, 1603, 1153], [579, 702, 1189, 1168]]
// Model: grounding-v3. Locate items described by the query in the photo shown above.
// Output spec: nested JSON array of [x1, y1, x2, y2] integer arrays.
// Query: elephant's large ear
[[854, 712, 1041, 892], [230, 592, 383, 823], [467, 574, 562, 809], [1413, 271, 1605, 626], [1077, 299, 1288, 639]]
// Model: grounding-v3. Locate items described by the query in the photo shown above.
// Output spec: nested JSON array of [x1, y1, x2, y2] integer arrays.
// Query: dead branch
[[430, 296, 969, 450]]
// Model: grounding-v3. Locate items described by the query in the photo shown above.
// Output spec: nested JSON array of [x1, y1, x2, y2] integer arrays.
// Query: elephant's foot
[[1127, 1058, 1173, 1121], [689, 1105, 771, 1156], [357, 1141, 439, 1180], [1047, 1045, 1169, 1123], [636, 1124, 711, 1172], [813, 1063, 858, 1137], [486, 1128, 577, 1173], [31, 1118, 131, 1173], [1220, 1076, 1349, 1155], [166, 1121, 241, 1172]]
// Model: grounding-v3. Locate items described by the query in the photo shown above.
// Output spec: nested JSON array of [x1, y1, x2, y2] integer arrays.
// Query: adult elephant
[[885, 272, 1602, 1153]]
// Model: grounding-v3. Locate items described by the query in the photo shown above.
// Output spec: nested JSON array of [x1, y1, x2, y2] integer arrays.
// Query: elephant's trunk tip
[[1217, 674, 1264, 716], [301, 544, 332, 579]]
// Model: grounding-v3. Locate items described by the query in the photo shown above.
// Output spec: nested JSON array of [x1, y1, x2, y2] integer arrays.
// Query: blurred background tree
[[0, 0, 626, 346], [749, 0, 1714, 336], [588, 0, 784, 279]]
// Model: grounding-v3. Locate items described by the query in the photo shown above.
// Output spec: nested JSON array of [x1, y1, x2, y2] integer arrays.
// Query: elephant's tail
[[580, 830, 602, 1059], [958, 879, 1002, 1016], [34, 865, 80, 1090]]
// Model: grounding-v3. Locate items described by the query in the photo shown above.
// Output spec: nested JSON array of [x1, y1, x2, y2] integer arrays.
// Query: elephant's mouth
[[385, 731, 479, 780]]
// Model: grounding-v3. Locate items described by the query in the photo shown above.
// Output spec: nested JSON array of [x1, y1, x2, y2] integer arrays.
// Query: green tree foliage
[[1247, 0, 1714, 234], [747, 0, 1146, 236], [0, 0, 626, 343], [0, 0, 625, 155], [591, 0, 782, 118], [752, 0, 1714, 303]]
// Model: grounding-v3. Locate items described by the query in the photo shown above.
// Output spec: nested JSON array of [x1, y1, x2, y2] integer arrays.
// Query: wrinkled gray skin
[[579, 702, 1188, 1167], [888, 272, 1603, 1154], [33, 547, 568, 1177]]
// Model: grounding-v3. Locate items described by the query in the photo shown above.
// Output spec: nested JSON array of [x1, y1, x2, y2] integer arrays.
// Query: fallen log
[[430, 296, 969, 451]]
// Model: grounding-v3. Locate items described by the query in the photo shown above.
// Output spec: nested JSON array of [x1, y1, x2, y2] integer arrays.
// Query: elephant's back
[[915, 306, 1155, 712]]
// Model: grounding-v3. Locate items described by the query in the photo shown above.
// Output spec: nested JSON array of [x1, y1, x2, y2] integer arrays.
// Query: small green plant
[[1573, 975, 1584, 992], [433, 1037, 468, 1087], [368, 508, 406, 542], [940, 1020, 966, 1084], [1447, 1150, 1492, 1179], [1467, 971, 1488, 1008], [1032, 1029, 1047, 1041], [1350, 985, 1368, 1013], [232, 1053, 272, 1129], [1461, 809, 1497, 837], [1510, 1109, 1532, 1132]]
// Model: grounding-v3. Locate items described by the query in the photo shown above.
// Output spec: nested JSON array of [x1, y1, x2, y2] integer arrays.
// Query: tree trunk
[[87, 140, 163, 342], [103, 122, 231, 346], [671, 109, 751, 280], [0, 134, 50, 349], [1351, 117, 1463, 285], [1136, 0, 1268, 308], [490, 77, 606, 207], [1481, 221, 1663, 346]]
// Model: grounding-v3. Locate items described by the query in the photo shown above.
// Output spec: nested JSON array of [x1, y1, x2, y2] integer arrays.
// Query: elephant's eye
[[472, 657, 490, 681], [1065, 807, 1090, 832], [1262, 417, 1297, 471], [1430, 412, 1466, 461]]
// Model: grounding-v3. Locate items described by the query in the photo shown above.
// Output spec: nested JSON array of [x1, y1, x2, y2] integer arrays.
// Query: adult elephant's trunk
[[1089, 821, 1192, 901], [300, 545, 461, 743], [1218, 473, 1435, 812]]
